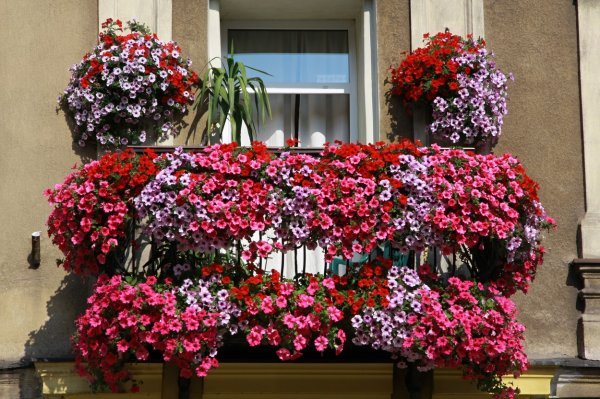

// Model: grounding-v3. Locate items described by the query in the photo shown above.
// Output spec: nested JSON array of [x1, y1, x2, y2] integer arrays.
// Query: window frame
[[220, 20, 359, 143]]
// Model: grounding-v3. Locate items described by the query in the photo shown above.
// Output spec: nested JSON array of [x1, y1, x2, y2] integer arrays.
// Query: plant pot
[[429, 134, 474, 150], [416, 102, 497, 154], [468, 239, 506, 282], [473, 135, 497, 155], [429, 132, 497, 155]]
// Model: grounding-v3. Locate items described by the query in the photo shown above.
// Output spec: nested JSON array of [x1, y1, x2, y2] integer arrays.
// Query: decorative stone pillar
[[99, 0, 173, 41], [578, 0, 600, 258], [573, 0, 600, 364], [574, 259, 600, 360]]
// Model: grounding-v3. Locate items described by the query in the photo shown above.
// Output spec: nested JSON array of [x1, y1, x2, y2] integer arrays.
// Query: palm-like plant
[[198, 53, 271, 144]]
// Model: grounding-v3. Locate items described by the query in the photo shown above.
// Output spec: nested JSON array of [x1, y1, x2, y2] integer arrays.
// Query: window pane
[[228, 30, 349, 84], [256, 94, 349, 146]]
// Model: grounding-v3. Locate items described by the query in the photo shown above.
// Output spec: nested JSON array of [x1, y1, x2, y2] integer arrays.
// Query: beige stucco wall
[[376, 0, 412, 142], [172, 0, 208, 146], [484, 0, 584, 359], [0, 0, 97, 368]]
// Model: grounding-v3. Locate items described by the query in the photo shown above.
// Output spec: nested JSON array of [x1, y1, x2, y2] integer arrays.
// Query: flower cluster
[[59, 19, 199, 147], [48, 141, 554, 399], [349, 262, 527, 398], [314, 141, 438, 257], [73, 275, 174, 392], [424, 147, 555, 295], [45, 149, 157, 275], [135, 141, 440, 265], [231, 270, 347, 360], [390, 31, 471, 104], [172, 267, 241, 378], [407, 277, 528, 399], [132, 143, 551, 295], [351, 262, 431, 368], [73, 269, 239, 392], [135, 143, 278, 257], [390, 31, 512, 146]]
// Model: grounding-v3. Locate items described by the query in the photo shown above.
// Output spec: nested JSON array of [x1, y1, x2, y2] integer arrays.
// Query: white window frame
[[208, 0, 379, 144], [220, 20, 359, 143]]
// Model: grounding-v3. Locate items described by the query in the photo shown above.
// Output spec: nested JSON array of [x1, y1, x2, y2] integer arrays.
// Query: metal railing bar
[[302, 245, 307, 275], [280, 238, 285, 280], [294, 247, 298, 278]]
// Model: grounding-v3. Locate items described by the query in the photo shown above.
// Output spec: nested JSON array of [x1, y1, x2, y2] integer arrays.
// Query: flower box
[[432, 366, 556, 399]]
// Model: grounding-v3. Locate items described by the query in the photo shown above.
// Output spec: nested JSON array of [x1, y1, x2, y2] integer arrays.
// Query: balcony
[[42, 142, 555, 399]]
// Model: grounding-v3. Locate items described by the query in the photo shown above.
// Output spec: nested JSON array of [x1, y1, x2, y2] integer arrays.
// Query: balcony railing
[[124, 145, 493, 284]]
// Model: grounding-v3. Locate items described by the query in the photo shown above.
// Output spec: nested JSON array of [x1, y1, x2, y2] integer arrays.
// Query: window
[[207, 0, 379, 146], [221, 21, 357, 147]]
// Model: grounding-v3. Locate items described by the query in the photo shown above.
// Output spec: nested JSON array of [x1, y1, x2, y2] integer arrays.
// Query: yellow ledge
[[35, 362, 163, 399], [196, 363, 394, 399], [35, 362, 557, 399], [433, 366, 558, 399]]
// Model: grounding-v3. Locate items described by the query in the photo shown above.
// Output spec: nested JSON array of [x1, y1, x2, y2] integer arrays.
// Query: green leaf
[[196, 54, 272, 144]]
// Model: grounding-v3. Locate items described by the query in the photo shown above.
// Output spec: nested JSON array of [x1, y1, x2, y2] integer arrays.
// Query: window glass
[[228, 29, 349, 84], [256, 94, 350, 146]]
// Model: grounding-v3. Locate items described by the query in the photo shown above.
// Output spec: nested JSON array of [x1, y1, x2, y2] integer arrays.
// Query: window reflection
[[228, 30, 350, 84]]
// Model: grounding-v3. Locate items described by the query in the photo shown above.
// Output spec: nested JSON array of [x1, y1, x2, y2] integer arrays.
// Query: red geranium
[[45, 149, 157, 275]]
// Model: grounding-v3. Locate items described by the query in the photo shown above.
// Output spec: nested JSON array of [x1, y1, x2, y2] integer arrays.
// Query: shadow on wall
[[15, 274, 93, 399], [56, 104, 99, 163], [182, 99, 207, 146], [383, 79, 414, 143]]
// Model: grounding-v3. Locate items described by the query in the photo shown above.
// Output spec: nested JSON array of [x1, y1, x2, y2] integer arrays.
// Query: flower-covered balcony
[[43, 141, 554, 399], [38, 20, 560, 399]]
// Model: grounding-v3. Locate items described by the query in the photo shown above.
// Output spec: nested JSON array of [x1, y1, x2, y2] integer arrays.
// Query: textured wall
[[173, 0, 208, 146], [376, 0, 412, 142], [0, 0, 97, 368], [484, 0, 583, 359]]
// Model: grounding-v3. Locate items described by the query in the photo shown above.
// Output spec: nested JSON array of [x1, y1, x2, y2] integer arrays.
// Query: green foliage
[[198, 53, 271, 143]]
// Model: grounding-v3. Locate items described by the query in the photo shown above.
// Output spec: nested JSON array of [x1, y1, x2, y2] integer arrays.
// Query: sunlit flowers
[[390, 31, 512, 146], [47, 141, 554, 399], [59, 19, 199, 147]]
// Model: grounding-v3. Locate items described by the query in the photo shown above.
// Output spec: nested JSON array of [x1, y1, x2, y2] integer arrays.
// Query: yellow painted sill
[[35, 362, 163, 399], [432, 366, 557, 399], [35, 362, 557, 399]]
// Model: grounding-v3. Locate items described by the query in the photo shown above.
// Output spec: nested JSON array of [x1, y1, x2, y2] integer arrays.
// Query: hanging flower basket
[[389, 31, 512, 151], [59, 19, 199, 148]]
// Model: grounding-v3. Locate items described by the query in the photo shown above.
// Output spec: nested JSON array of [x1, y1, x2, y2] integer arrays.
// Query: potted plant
[[389, 31, 512, 153], [59, 19, 199, 148], [198, 52, 271, 144], [43, 142, 555, 399]]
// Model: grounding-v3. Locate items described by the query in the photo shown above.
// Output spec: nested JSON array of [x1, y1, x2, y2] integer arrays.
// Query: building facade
[[0, 0, 598, 397]]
